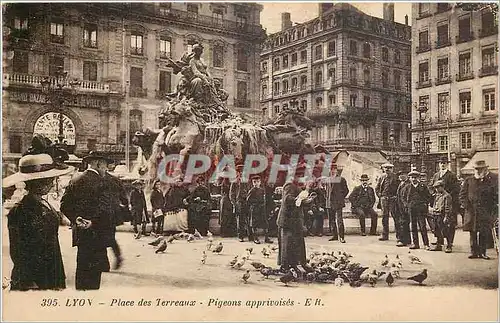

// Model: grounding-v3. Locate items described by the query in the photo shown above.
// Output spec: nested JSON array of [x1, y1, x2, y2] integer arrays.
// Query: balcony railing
[[159, 51, 171, 59], [83, 39, 97, 48], [479, 27, 498, 38], [129, 87, 147, 98], [416, 44, 431, 53], [416, 79, 432, 89], [456, 72, 475, 82], [435, 38, 451, 49], [479, 65, 498, 77], [50, 34, 64, 44], [3, 73, 110, 92], [455, 32, 474, 44], [131, 47, 144, 56], [435, 75, 451, 85], [234, 98, 251, 108]]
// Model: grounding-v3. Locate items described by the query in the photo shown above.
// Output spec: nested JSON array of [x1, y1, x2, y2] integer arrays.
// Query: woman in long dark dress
[[218, 177, 236, 237], [3, 153, 73, 291]]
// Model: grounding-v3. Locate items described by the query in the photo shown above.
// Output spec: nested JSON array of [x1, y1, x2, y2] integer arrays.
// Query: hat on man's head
[[360, 174, 369, 181], [2, 153, 74, 188], [381, 163, 394, 168], [433, 180, 445, 188], [408, 170, 421, 177], [83, 151, 114, 163], [192, 43, 204, 52], [473, 160, 488, 169], [397, 171, 406, 176], [438, 156, 450, 164]]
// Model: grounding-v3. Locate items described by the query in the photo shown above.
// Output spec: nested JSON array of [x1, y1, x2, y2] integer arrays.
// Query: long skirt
[[219, 194, 236, 237], [277, 227, 306, 268]]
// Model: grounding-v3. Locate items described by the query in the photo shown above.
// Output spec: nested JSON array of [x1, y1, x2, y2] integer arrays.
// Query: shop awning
[[461, 150, 498, 174], [350, 151, 389, 167]]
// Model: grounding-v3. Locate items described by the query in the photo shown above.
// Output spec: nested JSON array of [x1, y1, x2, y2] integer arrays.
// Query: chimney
[[318, 3, 334, 16], [281, 12, 292, 31], [405, 14, 409, 25], [383, 3, 395, 22]]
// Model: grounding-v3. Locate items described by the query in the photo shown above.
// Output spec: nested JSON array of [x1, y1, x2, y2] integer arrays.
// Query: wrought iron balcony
[[479, 65, 498, 77], [416, 44, 431, 53], [416, 79, 432, 89], [435, 75, 451, 85], [50, 34, 64, 44], [455, 72, 475, 82], [4, 73, 110, 93], [435, 38, 451, 49], [131, 47, 144, 56], [129, 87, 147, 98], [455, 32, 475, 44], [83, 39, 97, 48]]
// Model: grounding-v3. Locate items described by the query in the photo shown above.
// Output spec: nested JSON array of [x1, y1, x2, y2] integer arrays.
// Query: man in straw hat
[[375, 163, 401, 243], [349, 174, 377, 236], [459, 160, 498, 260], [404, 170, 433, 250], [60, 151, 117, 290], [3, 151, 74, 290], [429, 180, 452, 252], [430, 156, 461, 252]]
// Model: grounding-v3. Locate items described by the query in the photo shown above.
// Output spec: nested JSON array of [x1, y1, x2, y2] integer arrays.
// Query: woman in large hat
[[3, 152, 74, 290]]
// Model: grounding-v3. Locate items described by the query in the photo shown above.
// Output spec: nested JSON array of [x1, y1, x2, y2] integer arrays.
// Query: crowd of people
[[2, 142, 498, 291]]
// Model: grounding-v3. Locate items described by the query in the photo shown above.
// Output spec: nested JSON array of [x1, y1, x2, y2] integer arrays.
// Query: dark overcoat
[[247, 186, 265, 228], [7, 194, 66, 290], [130, 188, 149, 223], [459, 173, 498, 232]]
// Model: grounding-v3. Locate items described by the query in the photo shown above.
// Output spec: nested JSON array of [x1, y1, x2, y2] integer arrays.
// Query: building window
[[482, 47, 495, 68], [130, 110, 143, 134], [481, 9, 497, 34], [300, 50, 307, 63], [329, 94, 336, 106], [458, 16, 471, 40], [159, 36, 172, 59], [159, 71, 171, 94], [130, 67, 144, 96], [283, 55, 289, 68], [438, 135, 448, 151], [13, 51, 28, 73], [382, 71, 388, 88], [274, 105, 280, 114], [315, 71, 322, 87], [349, 40, 357, 56], [282, 80, 289, 93], [291, 77, 298, 91], [300, 75, 307, 90], [212, 8, 224, 25], [187, 3, 198, 15], [362, 43, 371, 58], [382, 125, 388, 144], [419, 3, 430, 15], [381, 97, 388, 113], [350, 94, 357, 106], [394, 99, 401, 114], [350, 67, 357, 84], [14, 17, 29, 30], [418, 30, 429, 48], [393, 70, 401, 90], [83, 24, 97, 48], [83, 61, 97, 81], [315, 97, 323, 109], [437, 23, 449, 46], [458, 52, 472, 77], [261, 62, 268, 73], [459, 92, 471, 115], [483, 89, 495, 112], [328, 68, 336, 82], [394, 124, 401, 143], [9, 135, 22, 154], [212, 44, 224, 67], [315, 45, 323, 60], [273, 58, 280, 71], [131, 33, 143, 55], [394, 49, 401, 64], [158, 3, 171, 16], [49, 56, 64, 77], [460, 132, 472, 149], [437, 92, 449, 121], [300, 100, 307, 111], [419, 61, 429, 82], [50, 22, 64, 44], [236, 46, 248, 71], [328, 41, 336, 57], [236, 81, 248, 107], [437, 57, 449, 81], [273, 82, 280, 95], [236, 14, 248, 28], [483, 131, 497, 148], [291, 53, 297, 66], [261, 84, 267, 97], [437, 3, 450, 13], [363, 96, 370, 108], [382, 47, 389, 62]]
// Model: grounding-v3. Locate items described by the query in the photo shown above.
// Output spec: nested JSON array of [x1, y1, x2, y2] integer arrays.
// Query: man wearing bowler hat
[[349, 174, 377, 236], [459, 160, 498, 259], [430, 156, 460, 252], [61, 151, 117, 290]]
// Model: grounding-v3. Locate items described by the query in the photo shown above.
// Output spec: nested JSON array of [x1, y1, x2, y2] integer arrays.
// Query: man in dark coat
[[60, 152, 115, 290], [230, 164, 251, 242], [187, 175, 211, 235], [246, 175, 273, 244], [375, 163, 400, 242], [430, 156, 461, 252], [216, 176, 236, 237], [429, 180, 452, 252], [349, 174, 377, 236], [308, 178, 326, 236], [130, 180, 149, 236], [459, 160, 498, 260], [324, 166, 349, 243], [404, 170, 433, 250], [396, 171, 411, 246], [150, 180, 165, 234], [264, 183, 278, 238]]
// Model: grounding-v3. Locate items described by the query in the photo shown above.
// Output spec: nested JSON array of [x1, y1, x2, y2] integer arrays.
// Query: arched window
[[394, 49, 401, 64], [300, 75, 307, 90], [364, 69, 370, 85], [382, 47, 389, 62], [282, 80, 289, 93], [315, 97, 323, 109], [350, 40, 358, 55], [261, 84, 267, 97], [315, 71, 322, 87], [291, 77, 298, 91], [363, 42, 371, 58]]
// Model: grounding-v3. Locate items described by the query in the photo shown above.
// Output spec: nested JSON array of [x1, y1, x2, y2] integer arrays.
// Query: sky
[[259, 2, 412, 34]]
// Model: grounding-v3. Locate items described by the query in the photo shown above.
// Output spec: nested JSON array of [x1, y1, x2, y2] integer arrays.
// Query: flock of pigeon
[[142, 231, 429, 288]]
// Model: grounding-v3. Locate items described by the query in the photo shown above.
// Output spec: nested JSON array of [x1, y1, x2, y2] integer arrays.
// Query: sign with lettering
[[33, 112, 76, 145], [9, 90, 108, 109], [94, 143, 127, 153]]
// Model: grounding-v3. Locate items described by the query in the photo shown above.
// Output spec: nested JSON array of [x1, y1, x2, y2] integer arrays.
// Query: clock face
[[33, 112, 76, 145]]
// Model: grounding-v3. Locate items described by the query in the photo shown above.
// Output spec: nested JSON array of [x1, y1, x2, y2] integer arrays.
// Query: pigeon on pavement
[[407, 269, 428, 285]]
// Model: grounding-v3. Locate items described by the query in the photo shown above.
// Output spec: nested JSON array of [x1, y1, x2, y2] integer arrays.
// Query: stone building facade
[[411, 3, 498, 174], [3, 3, 264, 162], [260, 3, 412, 168]]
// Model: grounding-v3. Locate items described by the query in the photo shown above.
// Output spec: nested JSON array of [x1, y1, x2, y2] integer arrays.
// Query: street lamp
[[40, 65, 80, 147], [389, 128, 395, 165], [414, 101, 431, 174]]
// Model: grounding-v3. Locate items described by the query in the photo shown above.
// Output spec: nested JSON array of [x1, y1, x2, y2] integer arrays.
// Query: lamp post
[[40, 66, 80, 147], [389, 128, 395, 165], [413, 101, 431, 174]]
